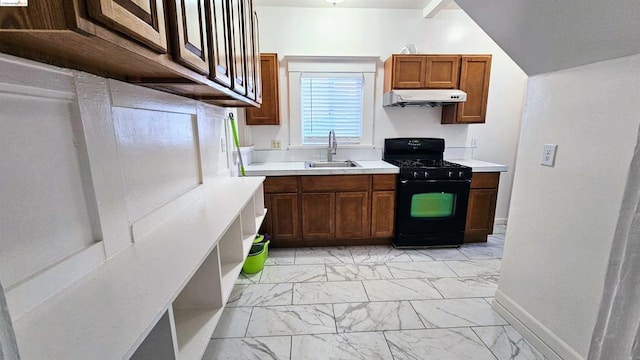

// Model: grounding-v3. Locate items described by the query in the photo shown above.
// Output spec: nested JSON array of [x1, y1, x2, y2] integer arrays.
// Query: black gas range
[[383, 138, 471, 248]]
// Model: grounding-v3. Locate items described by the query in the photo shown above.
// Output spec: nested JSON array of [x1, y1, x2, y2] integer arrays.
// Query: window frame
[[286, 56, 377, 148]]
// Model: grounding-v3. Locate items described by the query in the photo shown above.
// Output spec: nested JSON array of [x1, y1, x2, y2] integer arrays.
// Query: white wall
[[494, 54, 640, 360], [0, 53, 232, 329], [246, 6, 527, 220]]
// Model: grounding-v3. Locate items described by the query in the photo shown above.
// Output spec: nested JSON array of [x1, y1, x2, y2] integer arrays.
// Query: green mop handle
[[228, 113, 245, 176]]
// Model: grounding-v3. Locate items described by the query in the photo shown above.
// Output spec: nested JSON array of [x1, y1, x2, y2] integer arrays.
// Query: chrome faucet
[[327, 130, 337, 162]]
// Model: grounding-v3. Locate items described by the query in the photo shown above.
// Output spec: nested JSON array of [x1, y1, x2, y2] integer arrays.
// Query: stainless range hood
[[383, 89, 467, 107]]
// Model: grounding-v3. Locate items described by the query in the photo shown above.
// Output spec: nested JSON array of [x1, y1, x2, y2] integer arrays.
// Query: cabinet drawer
[[301, 175, 370, 192], [372, 174, 397, 190], [470, 172, 500, 189], [264, 176, 298, 193]]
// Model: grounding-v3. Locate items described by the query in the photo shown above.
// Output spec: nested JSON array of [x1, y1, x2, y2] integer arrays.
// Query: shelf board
[[173, 307, 224, 360], [220, 262, 245, 303]]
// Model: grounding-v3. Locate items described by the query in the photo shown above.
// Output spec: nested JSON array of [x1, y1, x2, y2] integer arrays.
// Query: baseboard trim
[[493, 289, 585, 360], [494, 218, 508, 226]]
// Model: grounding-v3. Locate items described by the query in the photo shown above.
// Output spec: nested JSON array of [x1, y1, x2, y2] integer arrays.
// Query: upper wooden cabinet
[[252, 11, 262, 104], [425, 55, 460, 89], [167, 0, 209, 74], [442, 55, 492, 124], [206, 0, 233, 87], [229, 0, 247, 96], [246, 53, 280, 125], [383, 54, 461, 92], [86, 0, 168, 53], [0, 0, 263, 107]]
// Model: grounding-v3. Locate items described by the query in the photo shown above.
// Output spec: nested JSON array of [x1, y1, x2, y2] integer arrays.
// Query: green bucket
[[242, 240, 270, 274]]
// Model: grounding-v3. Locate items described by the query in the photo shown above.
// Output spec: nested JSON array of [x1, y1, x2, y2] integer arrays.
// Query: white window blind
[[301, 73, 364, 145]]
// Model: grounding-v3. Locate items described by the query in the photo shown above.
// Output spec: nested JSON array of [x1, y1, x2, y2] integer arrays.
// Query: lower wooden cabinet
[[262, 174, 396, 247], [464, 172, 500, 243], [268, 193, 300, 242], [335, 191, 370, 239], [371, 191, 396, 238]]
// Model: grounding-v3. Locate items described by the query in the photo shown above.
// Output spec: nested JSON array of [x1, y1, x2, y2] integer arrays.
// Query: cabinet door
[[207, 0, 233, 87], [392, 55, 426, 89], [252, 11, 262, 104], [335, 192, 369, 239], [465, 188, 497, 241], [229, 0, 247, 95], [168, 0, 209, 74], [442, 55, 492, 124], [246, 54, 280, 125], [301, 193, 334, 240], [270, 193, 300, 242], [243, 0, 256, 100], [425, 55, 460, 89], [86, 0, 168, 53], [371, 191, 395, 238]]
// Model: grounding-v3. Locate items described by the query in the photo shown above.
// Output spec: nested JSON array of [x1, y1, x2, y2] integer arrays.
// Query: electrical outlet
[[271, 140, 281, 150], [470, 137, 478, 148], [540, 144, 558, 166]]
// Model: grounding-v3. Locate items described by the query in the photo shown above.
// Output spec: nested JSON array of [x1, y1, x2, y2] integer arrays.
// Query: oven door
[[395, 179, 470, 246]]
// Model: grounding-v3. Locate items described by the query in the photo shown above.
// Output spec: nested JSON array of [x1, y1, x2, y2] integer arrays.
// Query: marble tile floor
[[203, 233, 546, 360]]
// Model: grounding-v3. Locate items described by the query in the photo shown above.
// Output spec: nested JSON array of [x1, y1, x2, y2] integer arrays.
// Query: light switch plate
[[540, 144, 558, 166]]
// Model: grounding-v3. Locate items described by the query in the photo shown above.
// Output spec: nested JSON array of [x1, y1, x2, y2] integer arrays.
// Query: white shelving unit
[[12, 177, 266, 360]]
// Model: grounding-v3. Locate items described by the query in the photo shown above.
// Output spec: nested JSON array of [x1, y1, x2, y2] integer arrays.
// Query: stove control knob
[[458, 171, 464, 178], [413, 171, 418, 179], [424, 171, 429, 178], [448, 171, 453, 178]]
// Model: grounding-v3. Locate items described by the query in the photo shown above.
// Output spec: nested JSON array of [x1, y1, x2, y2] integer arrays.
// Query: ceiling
[[455, 0, 640, 75], [253, 0, 459, 9]]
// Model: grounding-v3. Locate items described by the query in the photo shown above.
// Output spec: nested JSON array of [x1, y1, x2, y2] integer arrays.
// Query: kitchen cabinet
[[371, 175, 397, 238], [464, 172, 499, 243], [335, 192, 370, 239], [167, 0, 209, 74], [251, 11, 263, 104], [86, 0, 168, 53], [246, 53, 280, 125], [0, 0, 262, 107], [301, 193, 335, 241], [262, 176, 300, 244], [442, 55, 492, 124], [383, 54, 461, 92], [206, 0, 233, 87], [262, 174, 396, 247]]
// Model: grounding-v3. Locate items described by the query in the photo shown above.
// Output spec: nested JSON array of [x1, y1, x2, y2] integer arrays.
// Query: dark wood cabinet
[[301, 193, 335, 241], [86, 0, 168, 53], [246, 53, 280, 125], [464, 172, 499, 243], [168, 0, 209, 74], [371, 191, 395, 238], [0, 0, 263, 107], [269, 193, 300, 241], [251, 11, 262, 104], [335, 192, 370, 239], [262, 174, 396, 247], [229, 0, 247, 95], [206, 0, 233, 87], [442, 55, 492, 124]]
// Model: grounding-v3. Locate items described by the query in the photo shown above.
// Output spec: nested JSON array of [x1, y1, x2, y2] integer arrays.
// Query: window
[[301, 74, 363, 145], [286, 57, 377, 147]]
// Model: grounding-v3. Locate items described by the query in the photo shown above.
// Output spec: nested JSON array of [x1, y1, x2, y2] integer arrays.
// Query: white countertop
[[244, 159, 507, 176], [244, 160, 399, 176], [449, 159, 508, 172]]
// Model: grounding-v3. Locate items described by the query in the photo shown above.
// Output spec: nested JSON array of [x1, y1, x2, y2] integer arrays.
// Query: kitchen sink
[[304, 160, 361, 168]]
